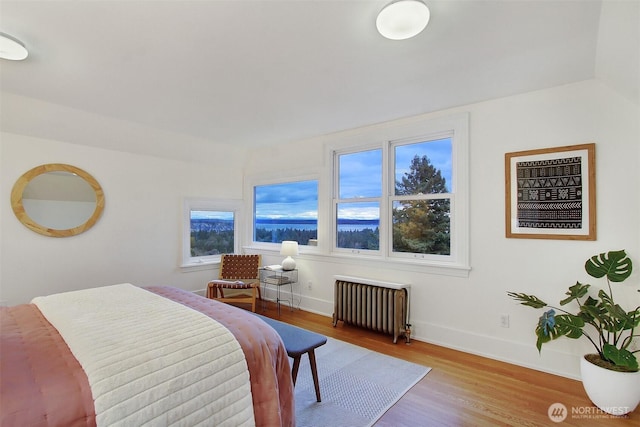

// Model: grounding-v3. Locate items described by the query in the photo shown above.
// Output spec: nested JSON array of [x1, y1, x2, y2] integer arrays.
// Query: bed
[[0, 284, 295, 427]]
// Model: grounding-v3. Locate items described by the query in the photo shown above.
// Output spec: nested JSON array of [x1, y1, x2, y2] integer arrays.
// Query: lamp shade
[[0, 32, 28, 60], [376, 0, 430, 40], [280, 241, 298, 270], [280, 241, 299, 256]]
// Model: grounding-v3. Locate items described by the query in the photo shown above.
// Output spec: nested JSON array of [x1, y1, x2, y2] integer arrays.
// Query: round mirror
[[11, 164, 105, 237]]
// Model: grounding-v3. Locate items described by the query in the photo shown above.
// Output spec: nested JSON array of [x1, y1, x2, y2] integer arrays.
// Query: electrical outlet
[[307, 280, 312, 290], [500, 314, 510, 328]]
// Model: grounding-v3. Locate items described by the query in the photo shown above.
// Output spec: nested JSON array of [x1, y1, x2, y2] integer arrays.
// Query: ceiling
[[0, 1, 636, 154]]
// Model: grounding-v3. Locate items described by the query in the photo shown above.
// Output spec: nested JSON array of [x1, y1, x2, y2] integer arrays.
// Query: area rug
[[293, 337, 431, 427]]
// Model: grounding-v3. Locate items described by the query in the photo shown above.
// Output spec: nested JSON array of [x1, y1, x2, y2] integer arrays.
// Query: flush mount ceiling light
[[0, 32, 29, 60], [376, 0, 430, 40]]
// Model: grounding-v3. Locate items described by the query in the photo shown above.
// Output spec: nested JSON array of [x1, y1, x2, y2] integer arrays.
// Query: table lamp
[[280, 241, 299, 270]]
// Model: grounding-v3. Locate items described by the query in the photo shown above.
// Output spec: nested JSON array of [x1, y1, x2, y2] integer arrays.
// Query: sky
[[395, 138, 452, 192], [255, 180, 319, 220], [191, 210, 233, 220], [228, 137, 453, 221]]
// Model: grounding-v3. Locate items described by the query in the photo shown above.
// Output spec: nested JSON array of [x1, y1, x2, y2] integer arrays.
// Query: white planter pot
[[580, 355, 640, 416]]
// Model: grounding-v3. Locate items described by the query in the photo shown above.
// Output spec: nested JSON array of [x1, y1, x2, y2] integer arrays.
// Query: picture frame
[[505, 143, 596, 240]]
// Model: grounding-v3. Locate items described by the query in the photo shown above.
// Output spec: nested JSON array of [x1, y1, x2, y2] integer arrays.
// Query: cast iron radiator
[[332, 275, 411, 343]]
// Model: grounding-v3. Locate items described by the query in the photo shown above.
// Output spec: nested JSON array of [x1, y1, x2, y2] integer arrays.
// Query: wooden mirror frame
[[11, 163, 105, 237]]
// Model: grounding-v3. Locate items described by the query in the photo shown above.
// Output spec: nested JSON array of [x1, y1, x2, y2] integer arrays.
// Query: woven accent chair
[[207, 254, 262, 312]]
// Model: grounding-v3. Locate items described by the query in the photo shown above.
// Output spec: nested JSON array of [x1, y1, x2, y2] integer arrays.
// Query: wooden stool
[[255, 314, 327, 402]]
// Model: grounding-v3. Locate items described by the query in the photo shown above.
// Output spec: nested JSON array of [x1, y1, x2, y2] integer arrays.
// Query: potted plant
[[508, 249, 640, 415]]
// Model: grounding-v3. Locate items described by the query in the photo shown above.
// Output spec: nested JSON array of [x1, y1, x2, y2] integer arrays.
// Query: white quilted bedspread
[[33, 283, 255, 427]]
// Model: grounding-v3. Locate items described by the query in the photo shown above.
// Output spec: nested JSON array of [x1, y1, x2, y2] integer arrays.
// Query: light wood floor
[[259, 302, 639, 427]]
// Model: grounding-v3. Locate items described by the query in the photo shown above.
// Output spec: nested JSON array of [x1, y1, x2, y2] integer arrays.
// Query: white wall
[[0, 132, 246, 305], [595, 0, 639, 105], [245, 79, 640, 379]]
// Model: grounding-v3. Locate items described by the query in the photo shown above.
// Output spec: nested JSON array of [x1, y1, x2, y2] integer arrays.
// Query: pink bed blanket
[[0, 286, 295, 427]]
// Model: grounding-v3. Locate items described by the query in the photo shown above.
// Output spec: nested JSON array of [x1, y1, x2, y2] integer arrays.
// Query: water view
[[255, 219, 378, 232]]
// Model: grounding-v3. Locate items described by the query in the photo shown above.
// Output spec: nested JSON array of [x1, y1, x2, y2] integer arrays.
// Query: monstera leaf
[[560, 282, 590, 306], [603, 344, 639, 371], [578, 296, 602, 324], [535, 311, 584, 352], [585, 250, 632, 282], [507, 292, 547, 309]]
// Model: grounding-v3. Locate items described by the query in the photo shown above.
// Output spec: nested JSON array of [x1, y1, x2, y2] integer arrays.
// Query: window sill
[[330, 252, 471, 277], [180, 260, 219, 272], [243, 245, 470, 278]]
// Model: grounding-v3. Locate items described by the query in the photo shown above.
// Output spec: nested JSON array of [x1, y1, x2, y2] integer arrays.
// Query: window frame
[[333, 147, 383, 255], [181, 198, 243, 267], [329, 113, 470, 272], [389, 132, 454, 262], [246, 173, 320, 252]]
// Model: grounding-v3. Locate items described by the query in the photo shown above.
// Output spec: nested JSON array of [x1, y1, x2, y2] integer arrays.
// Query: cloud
[[337, 202, 380, 220], [255, 180, 318, 219]]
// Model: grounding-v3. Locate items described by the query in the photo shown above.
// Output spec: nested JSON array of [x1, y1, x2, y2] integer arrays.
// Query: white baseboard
[[409, 320, 582, 380]]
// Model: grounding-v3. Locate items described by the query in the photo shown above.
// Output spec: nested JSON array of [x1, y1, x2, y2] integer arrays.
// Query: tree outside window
[[190, 210, 235, 256], [393, 138, 452, 255]]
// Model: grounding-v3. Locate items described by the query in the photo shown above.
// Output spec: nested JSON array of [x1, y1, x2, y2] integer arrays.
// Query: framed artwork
[[505, 143, 596, 240]]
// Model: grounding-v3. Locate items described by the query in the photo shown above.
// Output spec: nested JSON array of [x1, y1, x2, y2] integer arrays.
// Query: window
[[392, 137, 452, 256], [182, 199, 241, 266], [336, 150, 381, 251], [254, 180, 318, 246], [331, 113, 469, 270]]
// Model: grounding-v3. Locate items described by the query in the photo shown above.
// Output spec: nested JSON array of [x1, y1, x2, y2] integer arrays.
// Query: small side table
[[260, 268, 298, 315]]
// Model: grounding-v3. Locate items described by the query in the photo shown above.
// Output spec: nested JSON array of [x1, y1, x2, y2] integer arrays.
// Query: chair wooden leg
[[309, 349, 321, 402], [207, 285, 220, 299], [290, 351, 321, 402], [291, 356, 301, 385]]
